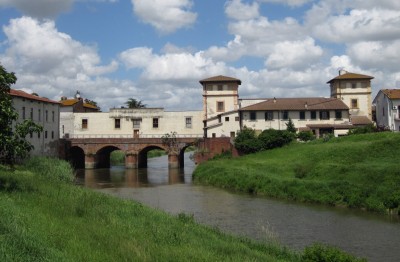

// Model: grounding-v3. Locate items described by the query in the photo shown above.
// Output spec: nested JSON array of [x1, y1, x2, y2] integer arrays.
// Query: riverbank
[[193, 132, 400, 215], [1, 157, 366, 261]]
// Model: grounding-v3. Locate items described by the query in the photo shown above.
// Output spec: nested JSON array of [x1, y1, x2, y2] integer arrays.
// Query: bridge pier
[[168, 153, 180, 169], [85, 154, 96, 169], [125, 153, 138, 169]]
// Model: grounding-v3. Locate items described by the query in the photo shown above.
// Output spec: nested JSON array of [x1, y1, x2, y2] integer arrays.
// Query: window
[[212, 133, 216, 138], [38, 109, 41, 121], [299, 111, 306, 120], [230, 132, 235, 138], [217, 85, 223, 91], [250, 112, 256, 121], [30, 132, 33, 138], [30, 108, 33, 120], [225, 117, 229, 122], [185, 117, 192, 128], [265, 111, 273, 121], [320, 111, 330, 120], [62, 125, 64, 134], [51, 131, 54, 139], [45, 131, 48, 139], [351, 83, 356, 89], [45, 110, 48, 122], [311, 111, 317, 120], [153, 118, 159, 128], [235, 116, 239, 121], [335, 110, 342, 119], [82, 119, 88, 129], [382, 107, 385, 116], [115, 118, 121, 129], [217, 101, 225, 112], [22, 107, 26, 119], [38, 132, 40, 138], [282, 111, 288, 120], [351, 99, 358, 109], [133, 119, 141, 128], [52, 111, 55, 122]]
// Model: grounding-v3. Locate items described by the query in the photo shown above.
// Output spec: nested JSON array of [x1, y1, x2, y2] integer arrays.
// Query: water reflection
[[76, 166, 188, 188]]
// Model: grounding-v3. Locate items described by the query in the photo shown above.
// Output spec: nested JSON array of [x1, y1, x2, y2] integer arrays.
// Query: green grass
[[193, 132, 400, 214], [0, 157, 303, 261]]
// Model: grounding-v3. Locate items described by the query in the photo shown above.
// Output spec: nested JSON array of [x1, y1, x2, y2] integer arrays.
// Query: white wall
[[12, 97, 60, 156]]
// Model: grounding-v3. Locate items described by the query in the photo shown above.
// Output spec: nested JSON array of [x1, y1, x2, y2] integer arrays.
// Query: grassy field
[[193, 132, 400, 214]]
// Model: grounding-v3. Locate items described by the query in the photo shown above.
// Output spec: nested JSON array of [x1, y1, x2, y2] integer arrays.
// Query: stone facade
[[373, 89, 400, 131]]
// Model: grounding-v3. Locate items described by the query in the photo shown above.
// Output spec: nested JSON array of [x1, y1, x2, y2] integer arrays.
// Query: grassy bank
[[1, 157, 300, 261], [0, 157, 366, 261], [193, 132, 400, 214]]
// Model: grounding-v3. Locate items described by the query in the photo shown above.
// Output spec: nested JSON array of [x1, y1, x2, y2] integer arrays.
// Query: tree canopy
[[125, 98, 146, 108], [0, 64, 43, 165]]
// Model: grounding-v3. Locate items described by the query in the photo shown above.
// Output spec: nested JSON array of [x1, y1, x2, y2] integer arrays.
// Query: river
[[75, 154, 400, 262]]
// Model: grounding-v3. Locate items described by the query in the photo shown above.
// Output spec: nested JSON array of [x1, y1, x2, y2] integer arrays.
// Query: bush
[[348, 124, 377, 135], [234, 127, 263, 154], [258, 129, 295, 150], [297, 131, 315, 142], [302, 243, 367, 262]]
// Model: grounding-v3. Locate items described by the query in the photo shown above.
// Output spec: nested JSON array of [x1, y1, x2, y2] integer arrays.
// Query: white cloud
[[259, 0, 313, 7], [130, 0, 197, 34], [312, 8, 400, 43], [225, 0, 259, 21], [266, 38, 323, 70]]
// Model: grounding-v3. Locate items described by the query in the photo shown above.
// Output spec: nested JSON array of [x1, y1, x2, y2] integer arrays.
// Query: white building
[[65, 108, 203, 138], [10, 89, 60, 156], [373, 89, 400, 131]]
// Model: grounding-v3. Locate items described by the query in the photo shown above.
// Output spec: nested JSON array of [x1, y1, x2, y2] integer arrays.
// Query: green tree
[[0, 65, 43, 165], [125, 98, 146, 108], [286, 118, 296, 133]]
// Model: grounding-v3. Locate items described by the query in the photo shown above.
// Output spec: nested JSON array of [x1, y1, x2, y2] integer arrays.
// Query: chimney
[[273, 97, 276, 103], [339, 69, 347, 75]]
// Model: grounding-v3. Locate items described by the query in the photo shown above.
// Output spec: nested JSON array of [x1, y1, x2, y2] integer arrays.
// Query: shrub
[[234, 127, 263, 154], [348, 124, 377, 135], [302, 243, 367, 262], [297, 131, 315, 142], [294, 163, 311, 179], [258, 129, 295, 150]]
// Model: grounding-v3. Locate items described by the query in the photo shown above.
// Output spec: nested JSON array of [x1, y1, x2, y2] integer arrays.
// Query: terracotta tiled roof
[[60, 98, 99, 109], [327, 72, 374, 83], [240, 97, 349, 111], [199, 75, 241, 84], [10, 89, 60, 104], [351, 116, 372, 125], [381, 89, 400, 99], [60, 99, 79, 106]]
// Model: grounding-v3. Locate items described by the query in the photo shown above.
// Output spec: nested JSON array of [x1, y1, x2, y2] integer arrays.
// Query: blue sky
[[1, 0, 400, 111]]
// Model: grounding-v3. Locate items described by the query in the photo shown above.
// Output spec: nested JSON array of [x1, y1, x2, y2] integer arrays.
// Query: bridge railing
[[66, 134, 203, 139]]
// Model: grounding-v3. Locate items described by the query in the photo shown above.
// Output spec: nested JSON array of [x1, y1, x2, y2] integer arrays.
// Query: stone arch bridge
[[64, 136, 200, 169]]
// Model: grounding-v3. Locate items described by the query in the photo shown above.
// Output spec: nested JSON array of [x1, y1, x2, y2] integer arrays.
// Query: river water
[[75, 154, 400, 262]]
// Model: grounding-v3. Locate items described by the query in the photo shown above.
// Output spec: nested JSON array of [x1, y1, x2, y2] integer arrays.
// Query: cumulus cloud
[[265, 38, 323, 70], [0, 16, 121, 109], [131, 0, 197, 34], [225, 0, 259, 21], [0, 0, 117, 18], [312, 8, 400, 43], [259, 0, 313, 7]]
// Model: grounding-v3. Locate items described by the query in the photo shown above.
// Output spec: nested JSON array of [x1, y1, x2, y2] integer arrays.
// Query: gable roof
[[240, 97, 349, 111], [199, 75, 241, 85], [60, 98, 99, 109], [381, 89, 400, 99], [327, 72, 374, 83], [10, 89, 60, 104]]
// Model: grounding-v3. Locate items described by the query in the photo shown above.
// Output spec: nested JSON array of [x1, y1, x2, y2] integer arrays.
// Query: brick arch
[[95, 145, 124, 168], [68, 146, 85, 169], [137, 145, 168, 168]]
